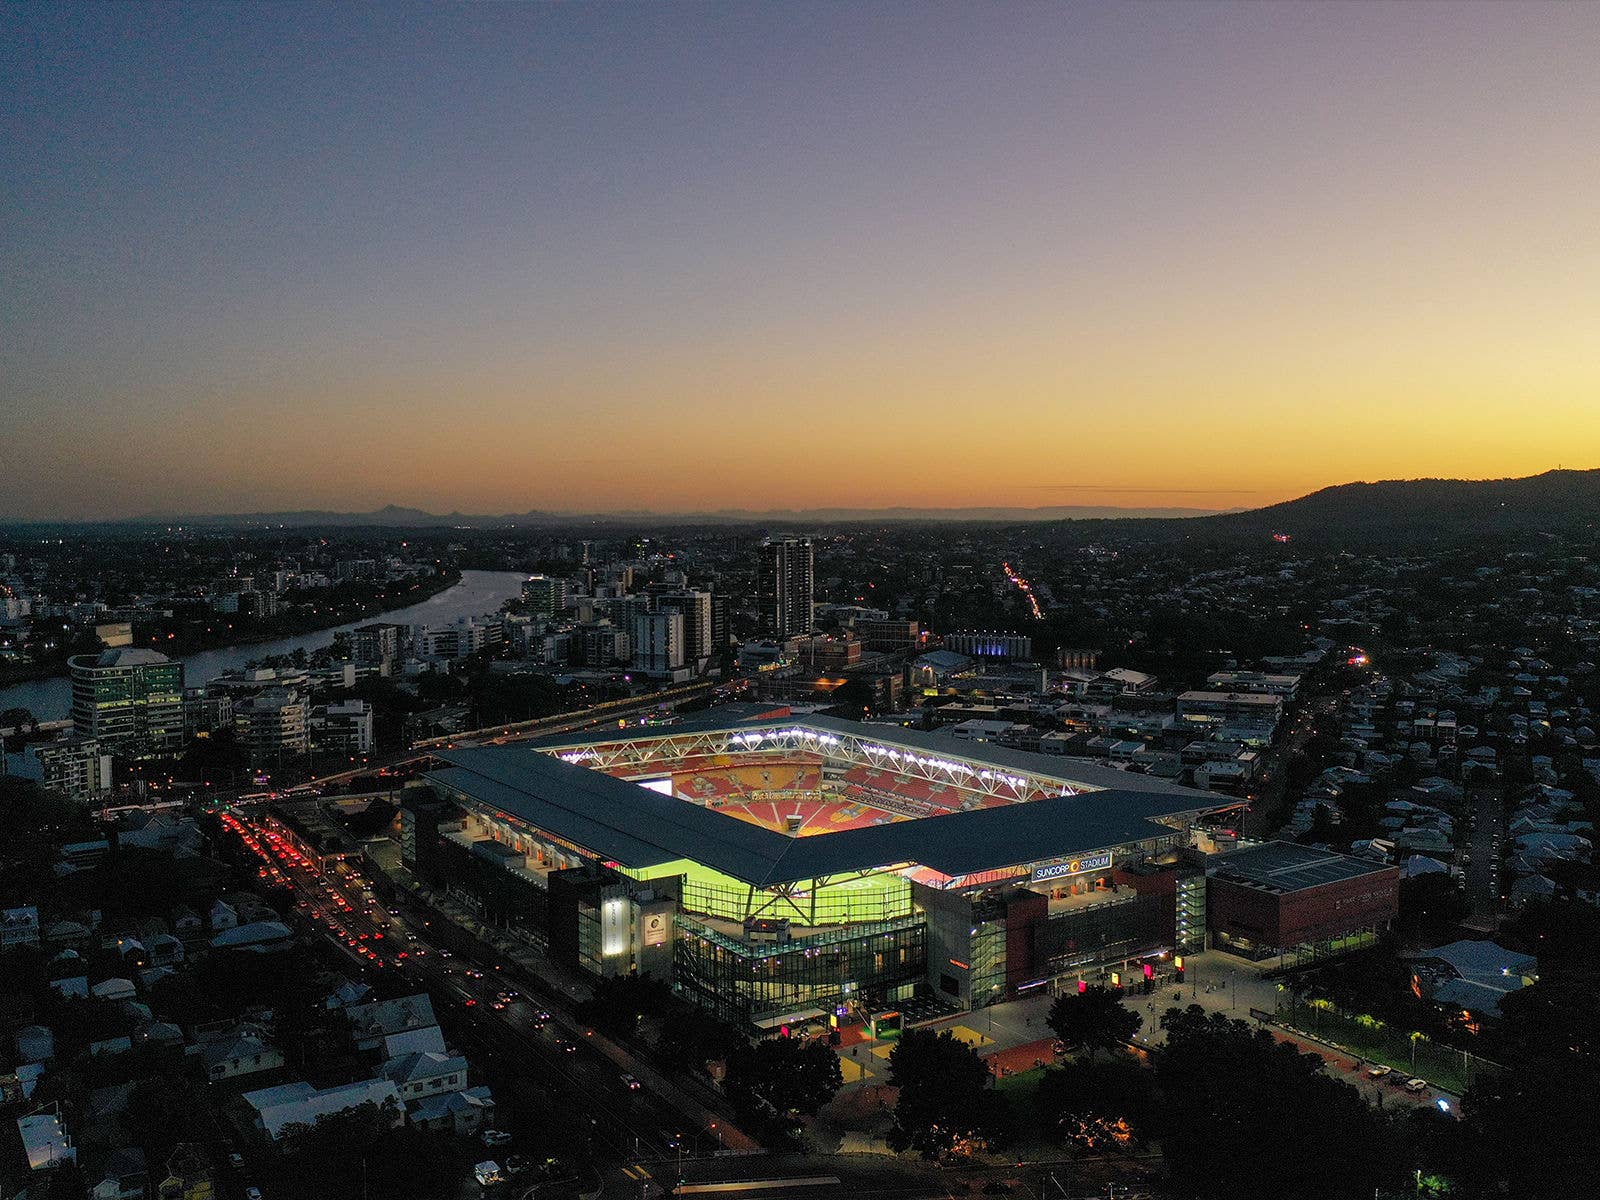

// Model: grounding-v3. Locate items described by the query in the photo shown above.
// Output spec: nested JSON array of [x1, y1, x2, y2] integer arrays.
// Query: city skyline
[[6, 2, 1600, 520]]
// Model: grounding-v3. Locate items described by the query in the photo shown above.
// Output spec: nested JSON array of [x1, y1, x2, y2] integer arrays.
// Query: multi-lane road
[[218, 806, 716, 1198]]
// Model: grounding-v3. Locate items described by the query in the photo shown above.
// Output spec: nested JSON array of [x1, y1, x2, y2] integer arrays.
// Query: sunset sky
[[4, 2, 1599, 520]]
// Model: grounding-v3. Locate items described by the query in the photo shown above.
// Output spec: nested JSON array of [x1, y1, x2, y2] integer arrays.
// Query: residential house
[[379, 1050, 467, 1103], [201, 1033, 285, 1083], [346, 994, 446, 1058], [241, 1078, 403, 1142]]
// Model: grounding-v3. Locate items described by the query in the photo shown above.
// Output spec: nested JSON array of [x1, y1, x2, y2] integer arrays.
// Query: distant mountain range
[[7, 469, 1599, 537], [115, 501, 1226, 528]]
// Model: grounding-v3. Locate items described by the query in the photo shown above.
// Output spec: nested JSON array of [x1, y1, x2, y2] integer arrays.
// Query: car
[[535, 1010, 551, 1022], [1405, 1078, 1429, 1094], [1367, 1065, 1393, 1079], [480, 1129, 514, 1147], [620, 1073, 641, 1091], [245, 1189, 263, 1200], [228, 1154, 245, 1171]]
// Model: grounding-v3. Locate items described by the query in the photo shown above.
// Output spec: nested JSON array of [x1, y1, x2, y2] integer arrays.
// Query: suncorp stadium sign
[[1031, 851, 1113, 883]]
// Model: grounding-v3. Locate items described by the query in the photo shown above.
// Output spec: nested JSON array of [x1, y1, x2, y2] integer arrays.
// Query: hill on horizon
[[1194, 468, 1600, 538]]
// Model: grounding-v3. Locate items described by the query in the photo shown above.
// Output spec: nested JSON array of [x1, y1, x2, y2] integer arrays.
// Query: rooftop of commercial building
[[74, 647, 175, 669], [1207, 840, 1397, 894]]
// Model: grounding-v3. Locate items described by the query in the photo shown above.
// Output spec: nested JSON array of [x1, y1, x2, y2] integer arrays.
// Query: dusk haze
[[5, 2, 1599, 519]]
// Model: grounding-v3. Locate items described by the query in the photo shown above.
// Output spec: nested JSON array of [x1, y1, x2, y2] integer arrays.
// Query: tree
[[1035, 1059, 1157, 1154], [1046, 985, 1140, 1061], [1, 706, 38, 745], [1395, 872, 1468, 946], [1450, 974, 1600, 1198], [885, 1029, 1011, 1158], [1154, 1006, 1399, 1200], [577, 971, 672, 1040], [658, 1005, 745, 1076], [723, 1034, 842, 1139]]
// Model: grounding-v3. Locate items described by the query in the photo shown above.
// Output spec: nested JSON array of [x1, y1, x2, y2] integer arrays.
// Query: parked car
[[1405, 1078, 1429, 1094], [481, 1129, 514, 1148], [1367, 1065, 1393, 1079]]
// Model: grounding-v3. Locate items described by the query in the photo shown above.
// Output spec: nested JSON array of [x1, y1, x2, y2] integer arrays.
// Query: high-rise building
[[233, 687, 310, 764], [350, 623, 406, 666], [33, 738, 114, 802], [630, 610, 685, 675], [757, 537, 814, 638], [68, 649, 185, 756], [521, 575, 569, 618], [315, 699, 375, 756], [656, 591, 713, 667]]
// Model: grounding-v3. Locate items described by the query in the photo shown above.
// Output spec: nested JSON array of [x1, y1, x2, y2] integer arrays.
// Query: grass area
[[994, 1064, 1047, 1095], [1275, 998, 1492, 1094]]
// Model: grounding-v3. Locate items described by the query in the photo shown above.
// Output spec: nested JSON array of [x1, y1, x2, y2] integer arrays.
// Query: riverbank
[[174, 569, 462, 660], [0, 570, 460, 696]]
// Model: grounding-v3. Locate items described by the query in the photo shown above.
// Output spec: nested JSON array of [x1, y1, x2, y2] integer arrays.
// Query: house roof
[[243, 1078, 399, 1140], [380, 1051, 467, 1086], [1415, 939, 1537, 979], [203, 1033, 273, 1067], [346, 994, 437, 1040]]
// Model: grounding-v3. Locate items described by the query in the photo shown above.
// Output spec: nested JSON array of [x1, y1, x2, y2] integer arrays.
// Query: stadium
[[405, 706, 1242, 1027]]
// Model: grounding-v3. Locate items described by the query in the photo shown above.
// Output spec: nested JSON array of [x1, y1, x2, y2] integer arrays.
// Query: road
[[218, 808, 725, 1198], [1464, 783, 1505, 923], [1244, 691, 1339, 838]]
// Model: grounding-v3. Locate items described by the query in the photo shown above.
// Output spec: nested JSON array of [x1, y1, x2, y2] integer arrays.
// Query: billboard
[[1030, 850, 1113, 884]]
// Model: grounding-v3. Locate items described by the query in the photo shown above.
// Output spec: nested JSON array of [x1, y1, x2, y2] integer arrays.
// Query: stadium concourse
[[404, 705, 1242, 1030]]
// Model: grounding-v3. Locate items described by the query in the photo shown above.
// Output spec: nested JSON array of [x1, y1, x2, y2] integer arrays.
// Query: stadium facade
[[406, 706, 1242, 1028]]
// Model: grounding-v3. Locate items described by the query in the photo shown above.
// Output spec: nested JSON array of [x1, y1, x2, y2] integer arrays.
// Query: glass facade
[[70, 655, 185, 756], [1032, 891, 1170, 977], [1176, 871, 1206, 954], [969, 898, 1008, 1008], [633, 859, 914, 926], [674, 911, 926, 1025]]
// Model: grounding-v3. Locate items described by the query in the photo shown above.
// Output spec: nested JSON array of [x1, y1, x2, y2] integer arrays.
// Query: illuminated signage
[[643, 911, 668, 948], [601, 896, 628, 958], [1030, 851, 1112, 883]]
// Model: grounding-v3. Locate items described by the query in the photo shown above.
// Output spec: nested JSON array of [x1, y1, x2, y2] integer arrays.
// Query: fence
[[1272, 996, 1499, 1094]]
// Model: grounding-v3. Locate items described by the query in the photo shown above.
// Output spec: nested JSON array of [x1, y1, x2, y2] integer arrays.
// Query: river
[[0, 569, 528, 722]]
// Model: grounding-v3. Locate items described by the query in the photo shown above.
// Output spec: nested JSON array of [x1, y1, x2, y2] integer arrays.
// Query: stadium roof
[[517, 708, 1222, 798], [427, 741, 1226, 887], [1206, 841, 1396, 894]]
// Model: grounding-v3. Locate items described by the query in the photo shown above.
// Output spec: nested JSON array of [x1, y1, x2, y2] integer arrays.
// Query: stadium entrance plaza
[[825, 950, 1283, 1091]]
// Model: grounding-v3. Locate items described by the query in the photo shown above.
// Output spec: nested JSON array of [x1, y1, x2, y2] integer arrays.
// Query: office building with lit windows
[[68, 648, 185, 757]]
